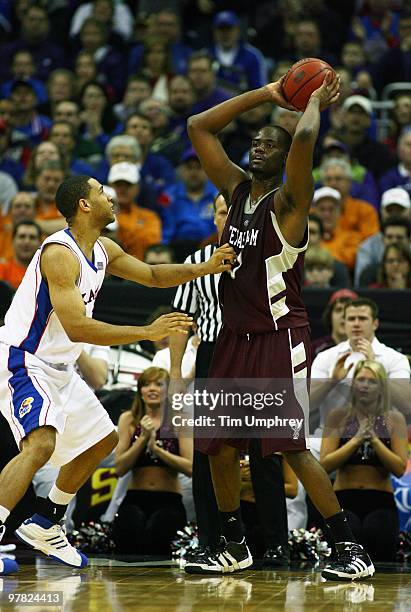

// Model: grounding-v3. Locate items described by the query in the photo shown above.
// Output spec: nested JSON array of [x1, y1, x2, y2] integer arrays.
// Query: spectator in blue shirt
[[188, 51, 231, 115], [380, 128, 411, 199], [208, 11, 267, 94], [0, 50, 47, 105], [9, 80, 52, 146], [162, 148, 218, 245]]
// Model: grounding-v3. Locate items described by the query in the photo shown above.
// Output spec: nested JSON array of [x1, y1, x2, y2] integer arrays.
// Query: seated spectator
[[312, 289, 358, 358], [76, 17, 126, 100], [0, 170, 18, 214], [383, 95, 411, 155], [8, 79, 52, 146], [357, 215, 411, 287], [0, 4, 65, 82], [369, 244, 411, 289], [0, 191, 36, 260], [0, 49, 47, 104], [138, 36, 175, 103], [287, 18, 337, 66], [372, 10, 411, 95], [167, 75, 195, 150], [139, 97, 183, 166], [162, 148, 218, 246], [129, 9, 192, 77], [69, 0, 134, 44], [308, 213, 351, 287], [317, 161, 380, 269], [341, 41, 370, 82], [320, 360, 407, 561], [188, 51, 231, 115], [355, 188, 411, 285], [144, 244, 176, 265], [23, 141, 65, 188], [349, 0, 399, 64], [0, 220, 42, 289], [53, 100, 102, 165], [313, 183, 378, 270], [314, 138, 379, 208], [79, 81, 120, 150], [304, 246, 335, 289], [335, 95, 395, 181], [0, 118, 25, 185], [113, 75, 152, 123], [48, 121, 94, 176], [208, 11, 267, 94], [113, 366, 192, 554], [124, 113, 176, 196], [38, 69, 76, 119], [98, 134, 141, 183], [73, 50, 98, 96], [33, 161, 66, 235], [310, 297, 411, 435], [380, 127, 411, 199], [108, 162, 161, 260]]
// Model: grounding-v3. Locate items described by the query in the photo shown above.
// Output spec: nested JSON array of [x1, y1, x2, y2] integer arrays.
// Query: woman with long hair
[[320, 360, 407, 560], [23, 141, 69, 189], [369, 244, 411, 289], [113, 367, 192, 554]]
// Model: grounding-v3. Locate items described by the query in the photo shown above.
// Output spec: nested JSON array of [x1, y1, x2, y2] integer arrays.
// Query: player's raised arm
[[187, 81, 295, 200], [40, 244, 193, 345], [101, 237, 235, 287], [276, 72, 340, 246]]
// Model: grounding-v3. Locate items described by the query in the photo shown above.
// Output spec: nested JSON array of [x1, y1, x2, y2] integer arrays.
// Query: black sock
[[35, 496, 67, 523], [220, 509, 243, 543], [325, 510, 356, 544]]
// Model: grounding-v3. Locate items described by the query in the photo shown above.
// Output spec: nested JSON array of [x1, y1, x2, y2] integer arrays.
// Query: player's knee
[[21, 426, 56, 467]]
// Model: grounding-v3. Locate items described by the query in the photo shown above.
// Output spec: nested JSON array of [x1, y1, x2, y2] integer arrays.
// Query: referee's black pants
[[193, 342, 289, 551]]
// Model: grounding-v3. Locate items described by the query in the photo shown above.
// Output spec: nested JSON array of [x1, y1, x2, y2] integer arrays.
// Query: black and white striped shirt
[[172, 244, 222, 342]]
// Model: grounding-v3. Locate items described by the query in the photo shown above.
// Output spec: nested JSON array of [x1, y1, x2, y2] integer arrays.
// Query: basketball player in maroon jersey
[[186, 73, 375, 580]]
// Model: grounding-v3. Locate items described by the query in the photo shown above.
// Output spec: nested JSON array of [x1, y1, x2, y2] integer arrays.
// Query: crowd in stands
[[0, 1, 410, 562]]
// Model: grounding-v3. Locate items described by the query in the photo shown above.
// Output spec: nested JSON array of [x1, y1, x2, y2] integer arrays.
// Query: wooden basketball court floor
[[0, 554, 410, 611]]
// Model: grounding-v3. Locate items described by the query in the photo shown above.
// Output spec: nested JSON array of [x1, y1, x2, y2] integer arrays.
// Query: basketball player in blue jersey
[[187, 73, 375, 580], [0, 175, 235, 575]]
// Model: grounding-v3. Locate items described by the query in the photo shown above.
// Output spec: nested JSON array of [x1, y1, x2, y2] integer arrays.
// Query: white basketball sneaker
[[15, 514, 88, 568], [0, 525, 19, 575]]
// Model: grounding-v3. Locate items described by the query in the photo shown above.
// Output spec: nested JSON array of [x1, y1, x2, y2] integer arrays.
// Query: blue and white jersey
[[0, 228, 108, 364]]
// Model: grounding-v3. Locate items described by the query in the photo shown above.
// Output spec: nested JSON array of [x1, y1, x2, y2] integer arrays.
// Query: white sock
[[0, 505, 10, 524], [48, 485, 75, 506]]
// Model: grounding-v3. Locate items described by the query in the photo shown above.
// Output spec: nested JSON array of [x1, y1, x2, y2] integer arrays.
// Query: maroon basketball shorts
[[195, 325, 312, 457]]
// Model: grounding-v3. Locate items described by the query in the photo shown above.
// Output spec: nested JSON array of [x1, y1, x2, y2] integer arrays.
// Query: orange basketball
[[282, 58, 335, 111]]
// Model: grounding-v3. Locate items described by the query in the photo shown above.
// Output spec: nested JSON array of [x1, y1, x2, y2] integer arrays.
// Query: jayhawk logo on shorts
[[19, 396, 34, 418]]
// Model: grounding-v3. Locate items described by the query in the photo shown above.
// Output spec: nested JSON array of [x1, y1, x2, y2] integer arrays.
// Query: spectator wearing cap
[[9, 79, 52, 146], [162, 148, 218, 247], [314, 137, 379, 208], [188, 52, 231, 115], [108, 162, 162, 261], [0, 5, 65, 82], [380, 128, 411, 199], [0, 219, 42, 290], [208, 11, 267, 94], [312, 289, 358, 358], [0, 191, 36, 261], [335, 95, 394, 181], [312, 175, 379, 270], [0, 50, 47, 105], [357, 216, 411, 287], [354, 187, 411, 286], [308, 213, 351, 288]]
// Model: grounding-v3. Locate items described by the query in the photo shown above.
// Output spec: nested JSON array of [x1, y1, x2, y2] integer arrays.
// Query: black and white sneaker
[[185, 537, 252, 574], [321, 542, 375, 581]]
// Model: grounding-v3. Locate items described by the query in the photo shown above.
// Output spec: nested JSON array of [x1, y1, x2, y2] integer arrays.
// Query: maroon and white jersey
[[219, 180, 309, 333]]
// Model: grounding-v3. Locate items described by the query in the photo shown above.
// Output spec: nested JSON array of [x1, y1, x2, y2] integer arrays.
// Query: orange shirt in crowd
[[321, 196, 379, 269], [117, 205, 162, 261], [0, 215, 14, 261], [35, 200, 63, 220], [0, 259, 27, 289]]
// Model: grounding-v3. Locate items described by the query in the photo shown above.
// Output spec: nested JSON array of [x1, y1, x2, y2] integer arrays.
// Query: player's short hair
[[264, 125, 292, 155], [55, 175, 91, 222], [344, 297, 379, 320]]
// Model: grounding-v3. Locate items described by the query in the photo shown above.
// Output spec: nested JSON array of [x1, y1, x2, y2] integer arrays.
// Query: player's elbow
[[294, 127, 315, 142]]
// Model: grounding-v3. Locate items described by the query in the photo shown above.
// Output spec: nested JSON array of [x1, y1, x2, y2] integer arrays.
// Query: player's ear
[[78, 197, 91, 213]]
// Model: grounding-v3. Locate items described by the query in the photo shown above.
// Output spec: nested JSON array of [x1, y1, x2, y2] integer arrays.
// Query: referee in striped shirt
[[170, 194, 290, 569]]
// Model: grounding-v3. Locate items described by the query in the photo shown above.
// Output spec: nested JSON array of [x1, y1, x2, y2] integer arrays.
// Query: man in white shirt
[[310, 297, 410, 450]]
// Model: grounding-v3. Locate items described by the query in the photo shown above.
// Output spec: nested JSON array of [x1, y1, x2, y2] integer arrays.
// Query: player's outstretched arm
[[101, 237, 235, 287], [41, 244, 193, 345], [277, 72, 340, 247]]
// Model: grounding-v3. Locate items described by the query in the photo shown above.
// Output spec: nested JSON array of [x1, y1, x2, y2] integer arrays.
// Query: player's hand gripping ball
[[282, 58, 336, 111]]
